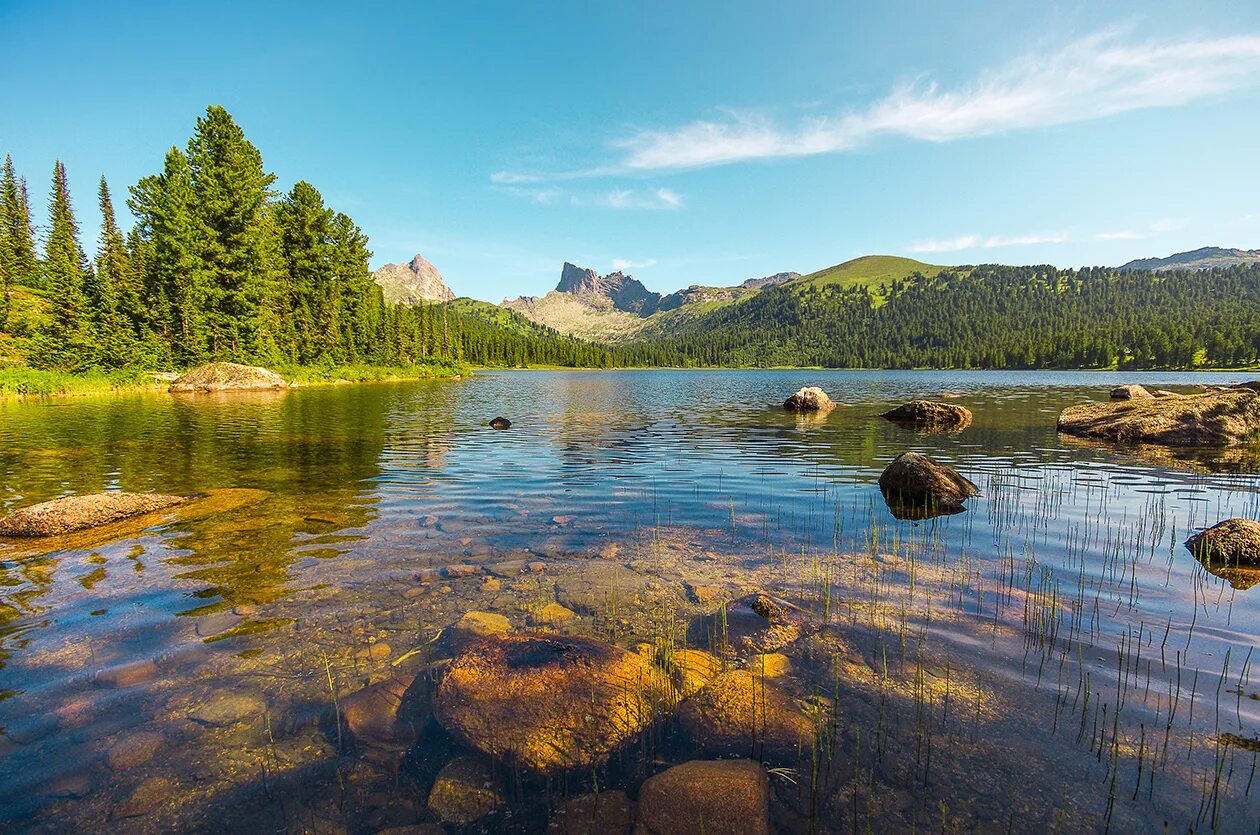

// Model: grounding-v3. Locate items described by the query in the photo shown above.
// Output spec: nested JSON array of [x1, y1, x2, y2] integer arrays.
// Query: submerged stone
[[0, 492, 187, 538], [878, 451, 978, 519], [690, 592, 818, 658], [663, 648, 723, 700], [433, 633, 661, 772], [105, 731, 165, 770], [427, 755, 504, 825], [676, 669, 815, 759], [634, 759, 770, 835], [169, 362, 287, 392], [188, 691, 266, 727], [782, 386, 836, 412], [341, 674, 422, 767], [94, 658, 159, 689], [548, 790, 634, 835], [450, 611, 511, 650]]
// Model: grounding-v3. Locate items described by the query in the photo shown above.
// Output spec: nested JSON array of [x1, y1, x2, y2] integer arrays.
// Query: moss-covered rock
[[433, 634, 662, 772], [634, 759, 769, 835]]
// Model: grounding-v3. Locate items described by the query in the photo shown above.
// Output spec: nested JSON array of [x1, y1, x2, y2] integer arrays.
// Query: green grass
[[275, 361, 467, 384], [0, 366, 158, 398], [445, 297, 561, 337], [789, 255, 943, 290]]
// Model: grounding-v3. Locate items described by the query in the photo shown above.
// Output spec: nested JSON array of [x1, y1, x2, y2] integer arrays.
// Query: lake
[[1, 369, 1259, 833]]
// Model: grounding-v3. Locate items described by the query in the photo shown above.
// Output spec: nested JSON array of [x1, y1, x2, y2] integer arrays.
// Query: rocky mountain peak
[[372, 253, 456, 305], [554, 262, 662, 316]]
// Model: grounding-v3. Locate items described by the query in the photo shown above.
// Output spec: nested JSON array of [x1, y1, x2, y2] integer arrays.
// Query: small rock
[[427, 755, 504, 825], [535, 602, 576, 625], [489, 417, 512, 430], [341, 675, 420, 767], [441, 564, 480, 578], [677, 670, 815, 759], [691, 593, 817, 658], [748, 653, 791, 678], [782, 386, 836, 412], [664, 648, 722, 699], [548, 790, 633, 835], [106, 731, 165, 770], [684, 582, 719, 605], [0, 493, 186, 538], [480, 577, 503, 592], [635, 759, 769, 835], [527, 560, 548, 572], [878, 451, 978, 519], [880, 400, 972, 429], [1153, 389, 1183, 398], [95, 659, 159, 689], [111, 776, 175, 820], [189, 691, 266, 727], [451, 611, 511, 649], [1187, 518, 1260, 566], [1111, 384, 1155, 400]]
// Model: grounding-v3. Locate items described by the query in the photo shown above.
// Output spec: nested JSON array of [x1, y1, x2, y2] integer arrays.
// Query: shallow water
[[1, 370, 1259, 833]]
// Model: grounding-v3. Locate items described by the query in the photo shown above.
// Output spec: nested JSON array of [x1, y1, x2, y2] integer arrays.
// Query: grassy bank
[[0, 361, 467, 399]]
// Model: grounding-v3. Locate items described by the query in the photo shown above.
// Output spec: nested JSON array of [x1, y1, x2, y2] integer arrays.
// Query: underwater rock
[[94, 658, 160, 688], [1110, 384, 1155, 400], [188, 690, 266, 728], [533, 602, 576, 625], [555, 562, 651, 614], [878, 452, 978, 519], [663, 648, 723, 700], [748, 653, 791, 678], [1057, 389, 1260, 447], [0, 492, 186, 537], [676, 669, 815, 759], [634, 759, 770, 835], [450, 611, 511, 650], [105, 731, 165, 770], [433, 633, 662, 772], [782, 386, 836, 412], [169, 361, 287, 392], [880, 400, 973, 429], [548, 790, 634, 835], [489, 416, 512, 430], [110, 775, 176, 820], [341, 675, 422, 767], [426, 755, 504, 825], [691, 592, 818, 658]]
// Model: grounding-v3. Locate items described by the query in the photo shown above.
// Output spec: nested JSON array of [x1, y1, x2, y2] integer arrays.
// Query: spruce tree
[[31, 162, 93, 369]]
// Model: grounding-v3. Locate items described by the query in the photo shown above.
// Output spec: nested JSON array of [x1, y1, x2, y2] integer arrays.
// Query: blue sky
[[2, 1, 1259, 300]]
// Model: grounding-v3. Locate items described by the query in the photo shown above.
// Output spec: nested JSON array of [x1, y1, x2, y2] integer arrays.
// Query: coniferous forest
[[2, 105, 1258, 381]]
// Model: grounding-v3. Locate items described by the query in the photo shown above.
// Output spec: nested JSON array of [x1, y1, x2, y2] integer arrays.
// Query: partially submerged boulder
[[433, 634, 662, 772], [548, 790, 634, 835], [880, 400, 972, 429], [1057, 389, 1260, 447], [169, 362, 287, 393], [676, 670, 815, 760], [0, 492, 186, 537], [1186, 519, 1260, 566], [783, 386, 836, 412], [878, 452, 978, 519], [1111, 384, 1155, 400], [635, 759, 770, 835], [489, 416, 512, 430]]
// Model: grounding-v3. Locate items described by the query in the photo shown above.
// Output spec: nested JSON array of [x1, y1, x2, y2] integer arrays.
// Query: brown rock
[[95, 658, 159, 689], [634, 759, 769, 835], [878, 452, 978, 519], [880, 399, 973, 429], [534, 602, 576, 625], [111, 776, 175, 820], [450, 611, 511, 650], [433, 634, 662, 772], [783, 386, 836, 412], [1058, 389, 1260, 447], [692, 592, 818, 658], [683, 581, 719, 604], [427, 755, 504, 825], [169, 362, 287, 393], [0, 493, 186, 538], [106, 731, 165, 770], [548, 790, 634, 835], [341, 675, 420, 766], [188, 691, 265, 727], [1186, 518, 1260, 566], [1110, 384, 1155, 400], [676, 670, 814, 759]]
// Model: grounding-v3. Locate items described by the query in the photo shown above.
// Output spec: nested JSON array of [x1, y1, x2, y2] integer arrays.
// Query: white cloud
[[504, 29, 1260, 179], [908, 232, 1067, 253], [610, 258, 657, 270], [596, 187, 683, 210]]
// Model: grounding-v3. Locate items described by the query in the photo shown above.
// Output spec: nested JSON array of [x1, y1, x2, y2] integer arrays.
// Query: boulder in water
[[427, 755, 504, 825], [433, 633, 662, 772], [782, 387, 836, 412], [0, 492, 186, 538], [547, 790, 634, 835], [878, 452, 978, 518], [635, 759, 770, 835], [1057, 389, 1260, 447], [1110, 384, 1155, 400], [489, 416, 512, 430], [676, 669, 814, 759], [340, 674, 425, 768], [1186, 518, 1260, 566], [880, 400, 972, 429], [169, 362, 287, 392], [690, 592, 818, 658]]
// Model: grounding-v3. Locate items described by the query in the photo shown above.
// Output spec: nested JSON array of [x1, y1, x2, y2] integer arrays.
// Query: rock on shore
[[169, 362, 287, 393], [0, 492, 187, 537], [1057, 389, 1260, 447]]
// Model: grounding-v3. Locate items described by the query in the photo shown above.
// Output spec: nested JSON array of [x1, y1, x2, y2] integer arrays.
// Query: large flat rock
[[0, 492, 187, 537], [1057, 389, 1260, 447]]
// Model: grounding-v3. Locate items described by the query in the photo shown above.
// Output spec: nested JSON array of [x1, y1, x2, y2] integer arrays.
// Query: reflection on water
[[1, 370, 1259, 832]]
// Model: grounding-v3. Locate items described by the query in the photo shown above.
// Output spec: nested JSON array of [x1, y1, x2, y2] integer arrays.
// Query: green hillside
[[789, 254, 943, 290]]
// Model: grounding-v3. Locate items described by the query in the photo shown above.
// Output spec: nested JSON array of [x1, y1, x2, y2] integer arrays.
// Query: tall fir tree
[[30, 162, 93, 369], [92, 176, 142, 367], [184, 105, 276, 360]]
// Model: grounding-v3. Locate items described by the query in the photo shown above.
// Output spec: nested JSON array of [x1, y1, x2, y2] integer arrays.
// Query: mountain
[[502, 264, 803, 342], [372, 253, 456, 304], [1119, 247, 1260, 272]]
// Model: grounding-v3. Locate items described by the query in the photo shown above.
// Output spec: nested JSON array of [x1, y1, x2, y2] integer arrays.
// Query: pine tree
[[30, 162, 93, 369], [185, 105, 277, 359], [91, 176, 143, 367]]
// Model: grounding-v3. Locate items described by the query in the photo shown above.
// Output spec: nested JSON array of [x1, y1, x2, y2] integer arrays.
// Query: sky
[[2, 0, 1260, 301]]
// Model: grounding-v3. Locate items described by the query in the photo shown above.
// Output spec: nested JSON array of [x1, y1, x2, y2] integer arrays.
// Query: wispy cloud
[[597, 187, 683, 210], [610, 258, 657, 270], [1094, 217, 1184, 241], [500, 29, 1260, 180], [909, 232, 1067, 253]]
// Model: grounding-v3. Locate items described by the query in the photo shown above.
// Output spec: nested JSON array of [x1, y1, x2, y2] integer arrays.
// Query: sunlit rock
[[880, 399, 973, 430], [169, 361, 287, 392], [0, 492, 186, 537], [1186, 518, 1260, 589], [689, 592, 818, 658], [427, 755, 504, 825], [433, 634, 662, 772], [676, 669, 815, 759], [662, 648, 722, 700], [783, 386, 836, 412], [1110, 384, 1155, 400], [878, 451, 978, 519], [634, 759, 770, 835], [1058, 389, 1260, 447]]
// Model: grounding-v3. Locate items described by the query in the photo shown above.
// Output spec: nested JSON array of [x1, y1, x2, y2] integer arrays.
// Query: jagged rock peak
[[740, 271, 801, 289], [372, 253, 456, 305], [554, 262, 661, 316]]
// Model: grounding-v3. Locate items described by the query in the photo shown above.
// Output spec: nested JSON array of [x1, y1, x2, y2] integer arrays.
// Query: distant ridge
[[372, 253, 456, 304], [1119, 246, 1260, 272]]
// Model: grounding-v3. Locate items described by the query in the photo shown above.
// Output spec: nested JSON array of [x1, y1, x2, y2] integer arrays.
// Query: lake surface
[[2, 369, 1259, 833]]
